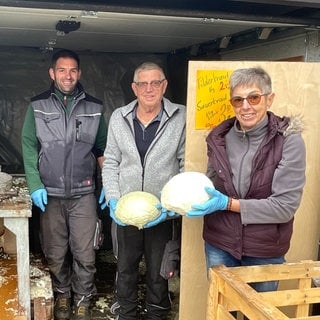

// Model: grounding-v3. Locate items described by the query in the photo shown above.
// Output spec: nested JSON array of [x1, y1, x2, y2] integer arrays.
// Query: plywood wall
[[179, 61, 320, 320]]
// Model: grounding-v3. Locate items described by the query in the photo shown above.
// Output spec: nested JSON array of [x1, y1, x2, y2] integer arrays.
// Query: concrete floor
[[90, 249, 180, 320]]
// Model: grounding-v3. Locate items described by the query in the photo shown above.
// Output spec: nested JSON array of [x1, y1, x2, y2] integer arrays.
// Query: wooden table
[[0, 177, 31, 320]]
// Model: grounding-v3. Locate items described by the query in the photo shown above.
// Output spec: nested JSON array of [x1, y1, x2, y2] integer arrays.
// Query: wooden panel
[[179, 61, 320, 320]]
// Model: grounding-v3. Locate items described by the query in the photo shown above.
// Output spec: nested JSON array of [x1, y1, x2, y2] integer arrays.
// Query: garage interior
[[0, 0, 320, 173], [0, 0, 320, 319]]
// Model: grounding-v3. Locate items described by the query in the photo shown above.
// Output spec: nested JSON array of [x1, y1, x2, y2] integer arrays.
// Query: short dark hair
[[51, 49, 80, 69]]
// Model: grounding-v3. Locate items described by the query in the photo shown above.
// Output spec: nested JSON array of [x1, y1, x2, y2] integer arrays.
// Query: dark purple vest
[[204, 112, 292, 259]]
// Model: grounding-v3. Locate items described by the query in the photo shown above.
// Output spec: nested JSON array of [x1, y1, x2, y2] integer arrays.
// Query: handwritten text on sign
[[196, 70, 234, 129]]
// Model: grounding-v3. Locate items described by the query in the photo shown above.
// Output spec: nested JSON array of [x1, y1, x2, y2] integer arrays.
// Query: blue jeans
[[205, 242, 285, 292]]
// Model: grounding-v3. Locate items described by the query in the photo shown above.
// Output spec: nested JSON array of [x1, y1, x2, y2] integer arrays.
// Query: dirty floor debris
[[1, 176, 180, 319], [29, 249, 180, 320], [91, 249, 180, 320]]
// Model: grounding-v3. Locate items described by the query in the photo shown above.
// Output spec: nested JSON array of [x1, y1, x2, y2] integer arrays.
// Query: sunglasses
[[230, 93, 270, 108]]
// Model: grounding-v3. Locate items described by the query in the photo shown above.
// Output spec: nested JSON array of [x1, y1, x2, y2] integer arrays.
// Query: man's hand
[[109, 198, 127, 226], [143, 204, 179, 228], [31, 188, 48, 212], [161, 206, 180, 219], [98, 188, 107, 210], [186, 187, 228, 217]]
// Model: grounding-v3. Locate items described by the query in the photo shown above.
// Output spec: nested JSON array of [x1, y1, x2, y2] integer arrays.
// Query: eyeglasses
[[134, 79, 166, 89], [230, 93, 270, 108]]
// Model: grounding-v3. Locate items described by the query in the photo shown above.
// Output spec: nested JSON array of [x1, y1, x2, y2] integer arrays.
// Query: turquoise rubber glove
[[98, 188, 107, 210], [143, 203, 174, 228], [31, 188, 47, 212], [186, 187, 228, 217], [109, 198, 126, 226]]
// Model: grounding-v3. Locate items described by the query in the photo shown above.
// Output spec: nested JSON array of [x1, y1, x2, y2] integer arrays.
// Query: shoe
[[54, 297, 71, 320], [71, 305, 90, 320]]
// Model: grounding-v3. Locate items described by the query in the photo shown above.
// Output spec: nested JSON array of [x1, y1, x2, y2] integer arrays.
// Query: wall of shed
[[0, 48, 187, 174], [220, 30, 319, 62]]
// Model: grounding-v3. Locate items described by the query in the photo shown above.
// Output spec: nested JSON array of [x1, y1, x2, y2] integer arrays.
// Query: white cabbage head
[[115, 191, 160, 229], [161, 171, 214, 215]]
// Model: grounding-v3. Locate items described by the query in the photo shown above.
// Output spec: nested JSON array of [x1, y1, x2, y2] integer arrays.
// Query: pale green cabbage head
[[161, 171, 214, 215], [115, 191, 160, 229]]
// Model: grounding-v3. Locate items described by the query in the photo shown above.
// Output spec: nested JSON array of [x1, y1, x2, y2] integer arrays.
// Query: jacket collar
[[120, 97, 179, 119]]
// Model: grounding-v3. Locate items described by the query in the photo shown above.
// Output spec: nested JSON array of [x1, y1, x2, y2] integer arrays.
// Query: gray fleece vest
[[31, 90, 103, 198]]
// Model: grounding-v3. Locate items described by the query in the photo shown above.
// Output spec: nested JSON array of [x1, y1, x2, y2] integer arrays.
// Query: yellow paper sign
[[195, 70, 234, 129]]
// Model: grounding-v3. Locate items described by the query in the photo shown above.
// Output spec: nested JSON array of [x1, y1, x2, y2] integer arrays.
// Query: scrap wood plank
[[217, 305, 237, 320], [227, 261, 320, 283], [33, 297, 47, 320], [292, 317, 320, 320], [262, 287, 320, 307], [296, 277, 313, 317]]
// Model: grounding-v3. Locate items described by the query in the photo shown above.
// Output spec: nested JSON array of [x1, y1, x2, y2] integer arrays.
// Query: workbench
[[0, 176, 31, 320]]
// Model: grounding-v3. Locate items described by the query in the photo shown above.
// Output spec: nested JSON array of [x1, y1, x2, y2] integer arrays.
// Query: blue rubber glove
[[98, 188, 107, 210], [167, 210, 180, 218], [186, 187, 228, 218], [143, 203, 170, 228], [161, 207, 180, 219], [30, 188, 48, 212], [109, 198, 126, 226], [156, 203, 179, 218]]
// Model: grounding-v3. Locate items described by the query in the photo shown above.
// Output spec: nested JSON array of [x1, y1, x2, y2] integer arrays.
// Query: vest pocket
[[75, 114, 100, 144], [34, 110, 62, 142]]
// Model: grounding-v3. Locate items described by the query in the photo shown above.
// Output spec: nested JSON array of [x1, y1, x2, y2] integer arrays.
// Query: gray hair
[[133, 62, 165, 82], [229, 67, 272, 94]]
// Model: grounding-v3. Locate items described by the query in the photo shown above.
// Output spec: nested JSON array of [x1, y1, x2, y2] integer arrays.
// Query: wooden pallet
[[207, 260, 320, 320]]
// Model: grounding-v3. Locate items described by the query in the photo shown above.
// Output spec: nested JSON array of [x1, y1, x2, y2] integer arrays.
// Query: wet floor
[[91, 249, 180, 320], [0, 258, 19, 320]]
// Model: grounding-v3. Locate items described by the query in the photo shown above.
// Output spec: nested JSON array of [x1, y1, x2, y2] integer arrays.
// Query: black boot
[[54, 296, 72, 320]]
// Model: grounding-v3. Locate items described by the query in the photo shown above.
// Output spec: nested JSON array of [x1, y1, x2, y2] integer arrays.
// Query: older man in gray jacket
[[101, 62, 186, 320]]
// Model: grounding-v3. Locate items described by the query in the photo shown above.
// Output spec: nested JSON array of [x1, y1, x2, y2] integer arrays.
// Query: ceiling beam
[[233, 0, 320, 9], [0, 0, 318, 27]]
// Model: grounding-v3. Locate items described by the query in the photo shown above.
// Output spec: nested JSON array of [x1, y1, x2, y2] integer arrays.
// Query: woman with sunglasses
[[187, 67, 306, 294]]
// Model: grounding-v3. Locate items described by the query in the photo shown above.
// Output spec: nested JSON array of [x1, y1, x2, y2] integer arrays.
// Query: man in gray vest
[[21, 49, 107, 320]]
